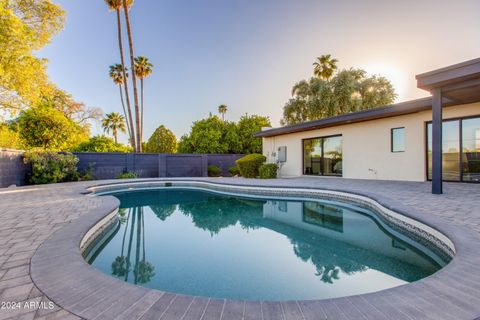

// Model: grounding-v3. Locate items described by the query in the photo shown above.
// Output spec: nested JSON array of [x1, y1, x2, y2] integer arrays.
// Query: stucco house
[[256, 58, 480, 194]]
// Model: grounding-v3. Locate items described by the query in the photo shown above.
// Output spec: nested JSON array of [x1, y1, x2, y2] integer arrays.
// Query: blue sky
[[39, 0, 480, 143]]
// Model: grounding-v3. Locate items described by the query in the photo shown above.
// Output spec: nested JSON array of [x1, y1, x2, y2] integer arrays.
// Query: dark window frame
[[302, 134, 342, 177], [391, 127, 405, 153], [425, 114, 480, 183]]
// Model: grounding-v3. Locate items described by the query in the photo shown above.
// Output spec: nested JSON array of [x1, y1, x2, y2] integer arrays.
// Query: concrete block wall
[[0, 149, 29, 187], [208, 154, 244, 174], [0, 151, 244, 187], [74, 152, 244, 180], [161, 154, 205, 177], [74, 152, 128, 179]]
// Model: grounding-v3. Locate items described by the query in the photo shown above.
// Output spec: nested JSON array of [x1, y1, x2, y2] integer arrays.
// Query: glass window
[[391, 128, 405, 152], [427, 120, 461, 181], [323, 136, 342, 175], [303, 138, 321, 175], [462, 118, 480, 182], [303, 136, 342, 176]]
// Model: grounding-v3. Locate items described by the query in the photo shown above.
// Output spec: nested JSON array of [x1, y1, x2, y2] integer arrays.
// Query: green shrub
[[79, 163, 96, 181], [24, 149, 79, 184], [80, 170, 95, 181], [259, 163, 278, 179], [228, 165, 240, 176], [208, 165, 221, 177], [73, 135, 132, 153], [235, 153, 266, 178], [145, 125, 177, 153], [117, 172, 137, 179]]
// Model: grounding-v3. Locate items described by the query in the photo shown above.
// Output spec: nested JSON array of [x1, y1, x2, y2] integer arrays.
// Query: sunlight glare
[[361, 62, 409, 102]]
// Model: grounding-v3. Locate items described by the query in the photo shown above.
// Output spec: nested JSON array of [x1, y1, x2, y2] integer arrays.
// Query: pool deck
[[0, 177, 480, 319]]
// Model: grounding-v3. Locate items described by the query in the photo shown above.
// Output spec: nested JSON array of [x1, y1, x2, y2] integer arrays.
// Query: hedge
[[259, 163, 278, 179], [23, 149, 79, 184], [235, 153, 266, 178], [228, 165, 240, 176], [117, 172, 137, 179], [208, 165, 221, 177]]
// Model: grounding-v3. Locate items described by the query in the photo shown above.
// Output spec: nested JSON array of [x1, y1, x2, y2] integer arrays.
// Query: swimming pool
[[85, 187, 451, 301]]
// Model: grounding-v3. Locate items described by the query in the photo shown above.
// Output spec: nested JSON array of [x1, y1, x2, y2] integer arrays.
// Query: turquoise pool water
[[86, 188, 449, 301]]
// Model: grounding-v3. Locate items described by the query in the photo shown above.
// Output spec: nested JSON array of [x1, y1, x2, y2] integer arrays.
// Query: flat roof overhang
[[416, 57, 480, 105]]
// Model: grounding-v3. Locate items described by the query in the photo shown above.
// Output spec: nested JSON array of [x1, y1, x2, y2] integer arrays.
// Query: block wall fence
[[0, 150, 244, 188], [0, 149, 29, 188], [73, 153, 244, 180]]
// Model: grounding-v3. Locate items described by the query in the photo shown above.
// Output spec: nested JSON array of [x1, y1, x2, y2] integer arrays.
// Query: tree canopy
[[17, 104, 88, 151], [0, 0, 101, 151], [0, 0, 65, 113], [178, 115, 232, 154], [43, 88, 102, 127], [145, 125, 177, 153], [281, 57, 397, 126], [73, 135, 132, 153], [237, 114, 271, 154], [0, 122, 23, 149], [178, 114, 271, 154]]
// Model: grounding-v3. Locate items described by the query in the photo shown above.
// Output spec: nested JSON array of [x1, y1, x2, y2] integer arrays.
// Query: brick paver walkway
[[0, 182, 111, 319], [0, 177, 479, 319]]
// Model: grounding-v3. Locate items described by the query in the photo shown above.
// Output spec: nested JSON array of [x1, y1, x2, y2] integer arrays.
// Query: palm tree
[[111, 208, 131, 278], [104, 0, 136, 151], [218, 104, 227, 121], [124, 207, 136, 281], [313, 54, 338, 80], [122, 0, 142, 152], [109, 64, 132, 142], [134, 56, 153, 141], [102, 112, 126, 144], [113, 207, 155, 284], [133, 207, 142, 284]]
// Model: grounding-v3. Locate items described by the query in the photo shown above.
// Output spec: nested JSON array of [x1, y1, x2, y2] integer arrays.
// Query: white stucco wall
[[262, 102, 480, 181]]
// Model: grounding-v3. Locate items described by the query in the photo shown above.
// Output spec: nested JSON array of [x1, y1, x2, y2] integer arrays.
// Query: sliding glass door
[[462, 117, 480, 182], [303, 138, 321, 175], [303, 135, 342, 176], [427, 120, 460, 181], [427, 115, 480, 182]]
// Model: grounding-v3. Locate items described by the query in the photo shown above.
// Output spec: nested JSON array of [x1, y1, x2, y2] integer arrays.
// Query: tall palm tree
[[218, 104, 227, 121], [111, 208, 131, 278], [124, 207, 136, 281], [122, 0, 142, 152], [134, 206, 142, 284], [102, 112, 126, 144], [104, 0, 136, 151], [134, 56, 153, 141], [109, 64, 132, 142], [313, 54, 338, 80]]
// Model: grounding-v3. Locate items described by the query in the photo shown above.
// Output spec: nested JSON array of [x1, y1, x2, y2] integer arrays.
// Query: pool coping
[[29, 178, 480, 320]]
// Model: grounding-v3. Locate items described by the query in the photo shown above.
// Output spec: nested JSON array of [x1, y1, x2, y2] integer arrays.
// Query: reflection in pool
[[85, 188, 450, 301]]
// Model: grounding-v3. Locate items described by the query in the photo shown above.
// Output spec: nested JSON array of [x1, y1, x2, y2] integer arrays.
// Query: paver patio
[[0, 177, 479, 319]]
